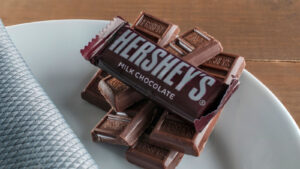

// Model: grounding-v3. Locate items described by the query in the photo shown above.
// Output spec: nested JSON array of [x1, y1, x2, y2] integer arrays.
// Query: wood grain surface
[[1, 0, 299, 127], [247, 61, 300, 125]]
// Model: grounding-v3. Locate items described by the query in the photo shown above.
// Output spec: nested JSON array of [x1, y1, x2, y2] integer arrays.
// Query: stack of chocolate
[[81, 12, 246, 169]]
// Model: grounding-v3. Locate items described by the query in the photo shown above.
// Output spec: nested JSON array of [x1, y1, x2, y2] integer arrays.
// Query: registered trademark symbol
[[199, 99, 206, 106]]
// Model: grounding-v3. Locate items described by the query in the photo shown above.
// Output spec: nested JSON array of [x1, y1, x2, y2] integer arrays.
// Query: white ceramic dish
[[7, 20, 300, 169]]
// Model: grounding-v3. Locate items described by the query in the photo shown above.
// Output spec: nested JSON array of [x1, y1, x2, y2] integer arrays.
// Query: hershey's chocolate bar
[[81, 69, 111, 111], [132, 12, 180, 47], [98, 27, 223, 112], [81, 17, 238, 132], [91, 101, 156, 146]]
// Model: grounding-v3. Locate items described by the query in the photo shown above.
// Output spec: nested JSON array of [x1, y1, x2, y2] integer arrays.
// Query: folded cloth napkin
[[0, 20, 98, 169]]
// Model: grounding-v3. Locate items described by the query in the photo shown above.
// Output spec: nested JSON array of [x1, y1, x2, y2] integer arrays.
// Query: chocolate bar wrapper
[[81, 17, 239, 132], [97, 26, 223, 112]]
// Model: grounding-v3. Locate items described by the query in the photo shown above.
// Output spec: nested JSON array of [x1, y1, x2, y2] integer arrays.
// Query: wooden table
[[1, 0, 299, 127]]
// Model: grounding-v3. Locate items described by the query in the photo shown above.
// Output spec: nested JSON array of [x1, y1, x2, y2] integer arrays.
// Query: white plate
[[7, 20, 300, 169]]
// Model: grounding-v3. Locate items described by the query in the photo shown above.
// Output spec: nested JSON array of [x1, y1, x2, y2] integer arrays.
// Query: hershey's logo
[[108, 29, 216, 102]]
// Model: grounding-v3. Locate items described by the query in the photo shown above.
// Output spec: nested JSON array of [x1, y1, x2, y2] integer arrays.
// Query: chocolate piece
[[81, 17, 238, 132], [164, 27, 223, 66], [91, 101, 156, 146], [149, 53, 245, 155], [132, 12, 180, 47], [179, 27, 223, 65], [97, 76, 144, 112], [98, 75, 145, 111], [81, 69, 111, 111], [126, 135, 184, 169], [149, 110, 221, 156], [199, 53, 245, 84]]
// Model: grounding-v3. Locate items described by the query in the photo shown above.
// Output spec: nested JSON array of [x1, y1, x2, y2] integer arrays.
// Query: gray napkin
[[0, 20, 98, 169]]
